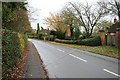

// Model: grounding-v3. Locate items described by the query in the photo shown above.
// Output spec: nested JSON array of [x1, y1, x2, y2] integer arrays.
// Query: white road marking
[[57, 49, 65, 53], [103, 69, 120, 77], [69, 54, 87, 62], [50, 46, 54, 48], [47, 45, 54, 48]]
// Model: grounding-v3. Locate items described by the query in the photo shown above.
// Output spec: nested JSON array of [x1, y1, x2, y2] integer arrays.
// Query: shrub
[[2, 29, 28, 79], [55, 39, 76, 44], [77, 36, 101, 46], [37, 33, 43, 39], [18, 33, 25, 53], [47, 35, 55, 41], [65, 36, 71, 40], [23, 33, 28, 48]]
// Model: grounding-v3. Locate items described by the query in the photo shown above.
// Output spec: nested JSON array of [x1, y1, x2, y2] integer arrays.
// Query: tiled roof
[[108, 22, 120, 33]]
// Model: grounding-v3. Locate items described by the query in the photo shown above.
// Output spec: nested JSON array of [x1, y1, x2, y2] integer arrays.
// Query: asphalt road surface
[[29, 39, 119, 78]]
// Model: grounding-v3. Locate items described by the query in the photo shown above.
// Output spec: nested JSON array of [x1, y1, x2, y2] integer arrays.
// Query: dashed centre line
[[47, 44, 65, 53], [103, 69, 120, 77], [57, 49, 65, 53], [47, 45, 54, 48], [46, 43, 119, 78], [50, 46, 54, 48], [69, 54, 87, 62]]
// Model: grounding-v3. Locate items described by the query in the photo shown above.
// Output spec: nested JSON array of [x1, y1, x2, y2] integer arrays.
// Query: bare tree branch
[[68, 2, 106, 38]]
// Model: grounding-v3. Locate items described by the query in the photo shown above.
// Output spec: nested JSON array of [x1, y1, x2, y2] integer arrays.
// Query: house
[[99, 22, 120, 48], [107, 22, 120, 45], [65, 28, 71, 37]]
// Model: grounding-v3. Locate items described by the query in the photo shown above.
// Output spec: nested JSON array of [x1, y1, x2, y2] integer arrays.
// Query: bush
[[77, 36, 101, 46], [55, 39, 76, 44], [47, 35, 55, 41], [37, 33, 43, 39], [2, 29, 28, 79], [65, 36, 71, 40], [23, 33, 28, 48]]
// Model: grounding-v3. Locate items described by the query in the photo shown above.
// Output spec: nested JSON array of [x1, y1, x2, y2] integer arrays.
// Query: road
[[29, 39, 119, 78]]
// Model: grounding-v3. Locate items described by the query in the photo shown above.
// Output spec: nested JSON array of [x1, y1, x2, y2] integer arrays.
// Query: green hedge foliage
[[55, 36, 101, 46], [2, 29, 28, 79], [46, 35, 55, 41], [55, 39, 77, 44], [76, 36, 101, 46]]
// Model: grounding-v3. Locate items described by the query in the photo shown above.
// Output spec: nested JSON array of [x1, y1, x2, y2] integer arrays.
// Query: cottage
[[99, 22, 120, 48], [107, 22, 120, 45]]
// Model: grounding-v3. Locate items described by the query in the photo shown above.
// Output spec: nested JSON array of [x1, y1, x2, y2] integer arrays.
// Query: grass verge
[[50, 42, 119, 59]]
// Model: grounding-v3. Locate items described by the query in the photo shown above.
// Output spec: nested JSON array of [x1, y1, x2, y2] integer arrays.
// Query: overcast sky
[[27, 0, 101, 29]]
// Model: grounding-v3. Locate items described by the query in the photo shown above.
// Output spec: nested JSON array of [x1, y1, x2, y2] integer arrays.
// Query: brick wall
[[66, 28, 71, 37], [98, 30, 106, 45], [116, 28, 120, 48]]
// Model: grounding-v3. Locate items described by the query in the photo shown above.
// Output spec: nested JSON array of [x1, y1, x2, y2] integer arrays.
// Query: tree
[[2, 2, 31, 33], [73, 27, 81, 40], [2, 2, 26, 23], [98, 0, 120, 22], [61, 8, 81, 38], [44, 8, 81, 39], [44, 13, 68, 39], [68, 2, 108, 38], [95, 20, 112, 31], [36, 23, 40, 34], [41, 26, 44, 30]]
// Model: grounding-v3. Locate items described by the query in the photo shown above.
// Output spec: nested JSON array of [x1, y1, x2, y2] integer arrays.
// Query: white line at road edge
[[57, 49, 65, 53], [69, 54, 87, 62], [103, 69, 120, 77]]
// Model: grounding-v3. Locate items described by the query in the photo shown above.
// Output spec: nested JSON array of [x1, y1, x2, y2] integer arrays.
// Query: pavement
[[22, 41, 46, 78], [29, 39, 120, 78]]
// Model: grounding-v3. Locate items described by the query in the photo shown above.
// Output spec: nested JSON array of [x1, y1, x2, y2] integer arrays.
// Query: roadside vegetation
[[50, 42, 119, 59], [29, 0, 120, 41], [29, 0, 120, 59], [2, 0, 119, 79], [2, 2, 32, 79]]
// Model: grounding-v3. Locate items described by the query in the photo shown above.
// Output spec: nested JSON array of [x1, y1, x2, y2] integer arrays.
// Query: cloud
[[27, 0, 99, 29]]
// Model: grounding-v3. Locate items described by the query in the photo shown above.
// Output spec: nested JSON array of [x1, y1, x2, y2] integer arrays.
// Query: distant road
[[29, 39, 119, 78]]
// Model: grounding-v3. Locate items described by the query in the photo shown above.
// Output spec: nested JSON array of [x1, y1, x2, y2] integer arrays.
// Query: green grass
[[88, 46, 119, 58], [50, 42, 119, 59]]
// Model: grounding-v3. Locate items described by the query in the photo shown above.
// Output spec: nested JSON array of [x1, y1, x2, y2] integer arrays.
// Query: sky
[[27, 0, 102, 29]]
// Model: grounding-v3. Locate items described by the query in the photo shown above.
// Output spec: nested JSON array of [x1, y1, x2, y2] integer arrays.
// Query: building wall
[[107, 33, 116, 46], [116, 28, 120, 48], [98, 31, 106, 45], [66, 28, 71, 37]]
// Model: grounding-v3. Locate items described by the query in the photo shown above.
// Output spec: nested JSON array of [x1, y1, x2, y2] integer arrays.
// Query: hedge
[[2, 29, 28, 79], [55, 39, 77, 44], [46, 35, 55, 41], [54, 36, 101, 46], [76, 36, 101, 46]]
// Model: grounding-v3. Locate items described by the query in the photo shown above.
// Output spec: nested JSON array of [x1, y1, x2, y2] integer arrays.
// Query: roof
[[108, 22, 120, 33]]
